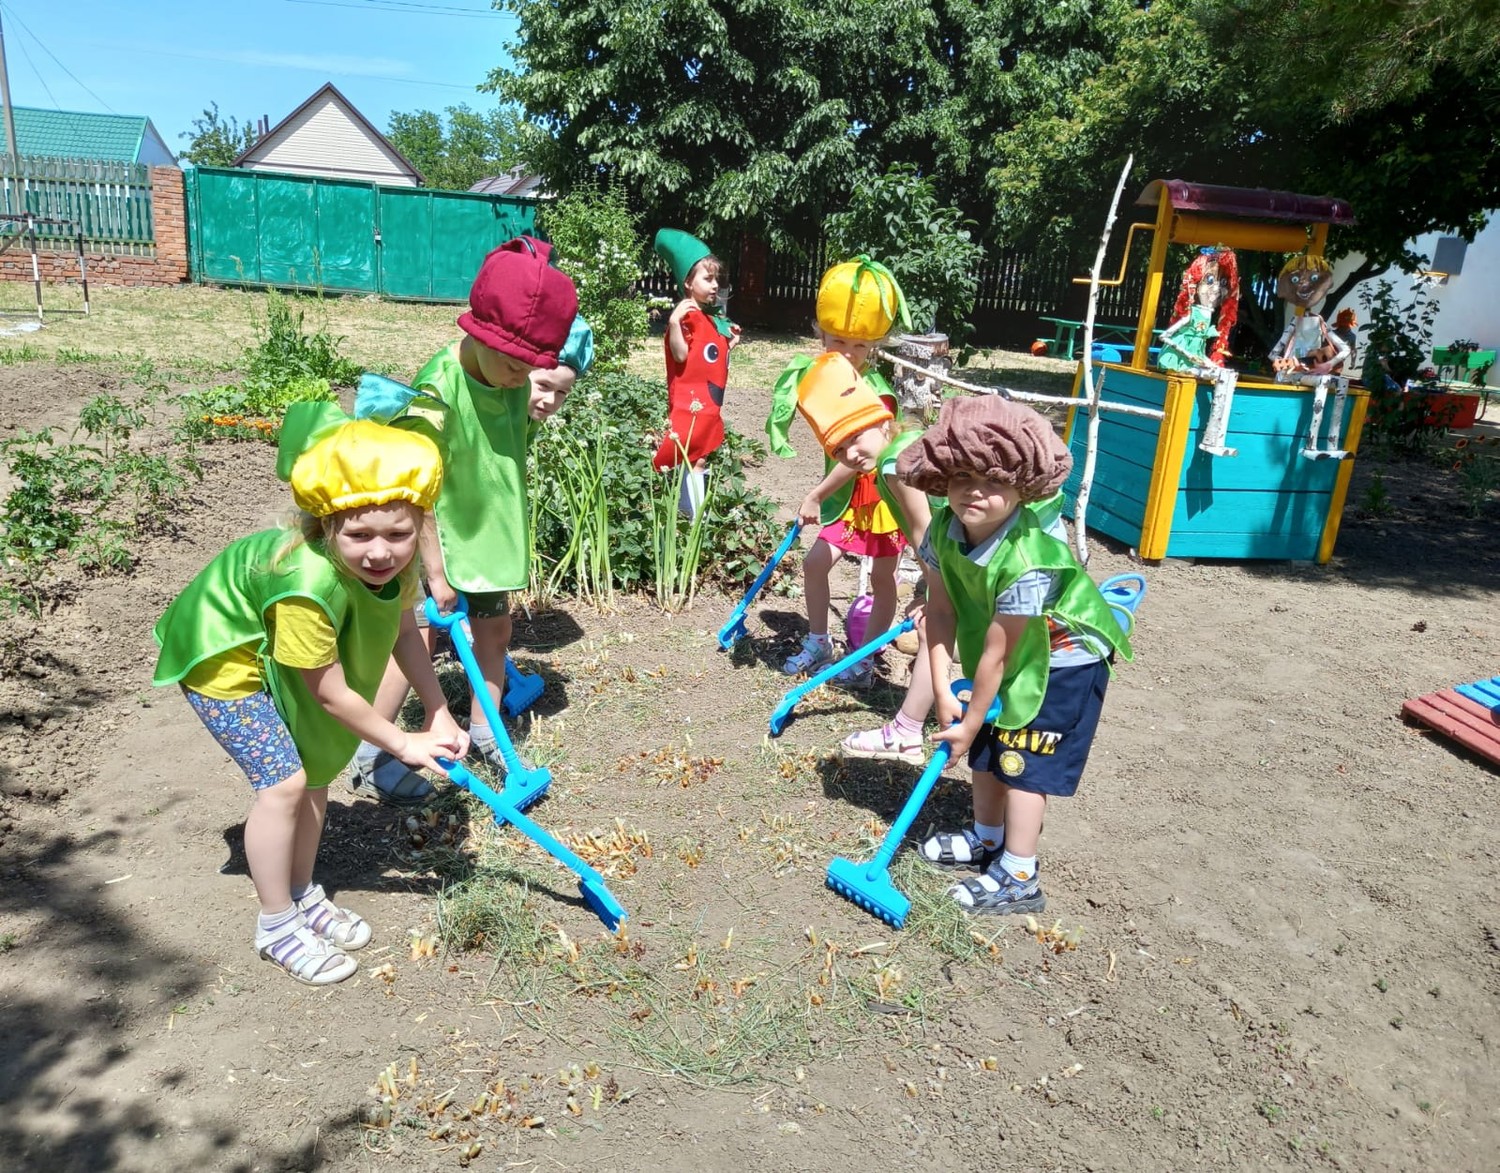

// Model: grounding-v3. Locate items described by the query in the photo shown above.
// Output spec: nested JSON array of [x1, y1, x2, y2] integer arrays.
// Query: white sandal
[[256, 921, 358, 985], [296, 883, 372, 950]]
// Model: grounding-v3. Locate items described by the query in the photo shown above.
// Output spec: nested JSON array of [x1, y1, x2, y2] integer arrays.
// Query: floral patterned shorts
[[183, 688, 304, 791]]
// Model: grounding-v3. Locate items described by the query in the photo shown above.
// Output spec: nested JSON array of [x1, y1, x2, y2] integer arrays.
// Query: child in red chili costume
[[652, 228, 740, 516]]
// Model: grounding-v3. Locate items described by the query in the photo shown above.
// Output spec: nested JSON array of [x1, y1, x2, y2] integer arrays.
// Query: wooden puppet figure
[[1158, 247, 1240, 373], [1269, 253, 1349, 376]]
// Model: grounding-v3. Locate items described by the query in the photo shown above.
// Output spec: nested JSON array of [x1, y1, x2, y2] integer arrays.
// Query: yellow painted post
[[1317, 390, 1369, 563], [1061, 362, 1086, 443], [1139, 374, 1195, 558], [1307, 223, 1329, 260], [1132, 188, 1173, 370]]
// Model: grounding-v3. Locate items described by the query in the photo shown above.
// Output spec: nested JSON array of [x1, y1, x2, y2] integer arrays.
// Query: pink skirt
[[819, 520, 906, 559]]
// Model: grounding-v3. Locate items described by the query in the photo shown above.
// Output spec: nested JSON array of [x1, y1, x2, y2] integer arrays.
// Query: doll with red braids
[[1158, 247, 1239, 373]]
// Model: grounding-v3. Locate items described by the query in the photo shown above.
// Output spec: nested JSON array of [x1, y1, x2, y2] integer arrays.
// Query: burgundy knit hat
[[457, 236, 579, 370]]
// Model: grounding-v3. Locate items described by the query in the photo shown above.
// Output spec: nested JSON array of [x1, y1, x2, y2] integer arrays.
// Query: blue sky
[[0, 0, 517, 152]]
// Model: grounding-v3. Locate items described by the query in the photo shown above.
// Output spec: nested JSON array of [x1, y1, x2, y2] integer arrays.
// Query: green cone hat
[[654, 228, 713, 294]]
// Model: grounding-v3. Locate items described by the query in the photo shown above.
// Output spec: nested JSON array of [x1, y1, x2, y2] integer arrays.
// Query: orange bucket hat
[[795, 351, 893, 453]]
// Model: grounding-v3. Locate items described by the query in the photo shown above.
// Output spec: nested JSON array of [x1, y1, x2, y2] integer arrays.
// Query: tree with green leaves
[[486, 0, 1125, 246], [386, 104, 525, 191], [179, 103, 257, 167], [988, 0, 1500, 342]]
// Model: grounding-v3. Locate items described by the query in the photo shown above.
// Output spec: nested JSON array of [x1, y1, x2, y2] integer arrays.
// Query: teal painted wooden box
[[1061, 365, 1368, 563]]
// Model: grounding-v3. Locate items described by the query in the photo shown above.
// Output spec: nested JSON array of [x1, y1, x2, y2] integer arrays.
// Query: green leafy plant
[[1359, 277, 1446, 457], [528, 372, 779, 603], [1451, 437, 1500, 518], [538, 183, 650, 374], [823, 163, 984, 352], [648, 457, 712, 612], [1360, 469, 1393, 518], [178, 291, 356, 443], [1, 396, 202, 611]]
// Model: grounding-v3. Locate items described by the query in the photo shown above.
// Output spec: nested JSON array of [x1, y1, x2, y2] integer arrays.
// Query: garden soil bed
[[3, 361, 1499, 1171]]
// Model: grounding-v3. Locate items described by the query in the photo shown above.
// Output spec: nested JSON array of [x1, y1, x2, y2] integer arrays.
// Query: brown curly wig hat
[[895, 394, 1072, 502]]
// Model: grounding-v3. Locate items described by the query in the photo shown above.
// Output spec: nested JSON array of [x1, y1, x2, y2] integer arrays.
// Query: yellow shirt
[[180, 598, 339, 699]]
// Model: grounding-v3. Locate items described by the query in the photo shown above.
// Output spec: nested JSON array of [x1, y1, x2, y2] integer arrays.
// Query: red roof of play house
[[1136, 180, 1355, 226]]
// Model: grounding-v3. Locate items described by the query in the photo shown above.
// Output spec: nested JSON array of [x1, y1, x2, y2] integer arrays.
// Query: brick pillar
[[735, 235, 770, 326], [149, 166, 189, 284]]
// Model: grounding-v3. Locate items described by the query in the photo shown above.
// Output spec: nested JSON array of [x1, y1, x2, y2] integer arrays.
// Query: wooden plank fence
[[0, 155, 155, 255]]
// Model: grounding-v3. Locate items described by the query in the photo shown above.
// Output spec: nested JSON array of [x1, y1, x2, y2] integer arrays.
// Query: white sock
[[999, 850, 1038, 882], [354, 740, 380, 766], [291, 882, 316, 904], [678, 469, 707, 518], [974, 822, 1005, 851], [470, 718, 492, 742], [257, 904, 300, 935], [806, 632, 831, 645]]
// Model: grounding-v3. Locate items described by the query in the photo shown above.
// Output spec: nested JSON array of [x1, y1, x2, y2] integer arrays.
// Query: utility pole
[[0, 6, 18, 211]]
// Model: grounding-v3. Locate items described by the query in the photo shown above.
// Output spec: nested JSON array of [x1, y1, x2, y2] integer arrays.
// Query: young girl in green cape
[[153, 403, 466, 985]]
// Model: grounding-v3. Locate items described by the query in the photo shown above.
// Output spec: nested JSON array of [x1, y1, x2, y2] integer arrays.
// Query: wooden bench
[[1036, 316, 1158, 361]]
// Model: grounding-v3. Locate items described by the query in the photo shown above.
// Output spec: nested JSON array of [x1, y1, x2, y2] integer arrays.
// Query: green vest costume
[[153, 528, 404, 788], [412, 343, 534, 593], [928, 505, 1133, 730]]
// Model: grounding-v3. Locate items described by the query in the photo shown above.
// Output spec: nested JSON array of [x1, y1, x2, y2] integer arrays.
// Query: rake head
[[826, 856, 909, 929], [716, 619, 748, 651], [767, 702, 794, 737], [579, 878, 628, 932], [499, 765, 551, 810], [502, 661, 546, 718]]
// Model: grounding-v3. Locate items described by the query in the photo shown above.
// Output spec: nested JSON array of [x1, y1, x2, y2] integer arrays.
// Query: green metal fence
[[0, 155, 155, 254], [185, 166, 538, 300]]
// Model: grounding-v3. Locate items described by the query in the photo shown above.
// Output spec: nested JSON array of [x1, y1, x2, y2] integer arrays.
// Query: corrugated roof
[[10, 106, 148, 161]]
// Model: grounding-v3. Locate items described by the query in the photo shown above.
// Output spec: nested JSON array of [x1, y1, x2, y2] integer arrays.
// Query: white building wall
[[239, 92, 417, 186], [137, 121, 178, 167], [1331, 216, 1500, 385]]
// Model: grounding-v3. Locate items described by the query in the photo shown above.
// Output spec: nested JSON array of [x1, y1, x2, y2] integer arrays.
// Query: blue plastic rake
[[826, 679, 1000, 928], [717, 521, 803, 650], [768, 616, 917, 736], [441, 757, 626, 931], [424, 595, 551, 810]]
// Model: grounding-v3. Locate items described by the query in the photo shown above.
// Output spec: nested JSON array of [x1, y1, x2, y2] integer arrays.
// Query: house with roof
[[11, 105, 177, 166], [232, 83, 423, 187], [469, 167, 549, 199]]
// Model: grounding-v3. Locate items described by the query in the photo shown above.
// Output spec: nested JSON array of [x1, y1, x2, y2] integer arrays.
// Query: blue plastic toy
[[503, 656, 545, 717], [441, 757, 626, 931], [768, 617, 917, 736], [825, 679, 1001, 928], [717, 521, 803, 650], [423, 595, 550, 810]]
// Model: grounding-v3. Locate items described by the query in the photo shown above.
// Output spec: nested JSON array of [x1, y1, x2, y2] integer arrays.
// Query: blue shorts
[[969, 659, 1110, 797], [183, 688, 305, 791]]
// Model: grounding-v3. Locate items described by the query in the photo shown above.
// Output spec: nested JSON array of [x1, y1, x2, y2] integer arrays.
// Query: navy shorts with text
[[968, 659, 1110, 797]]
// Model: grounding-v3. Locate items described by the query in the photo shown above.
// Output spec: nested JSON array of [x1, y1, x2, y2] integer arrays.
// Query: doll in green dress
[[1158, 247, 1239, 373]]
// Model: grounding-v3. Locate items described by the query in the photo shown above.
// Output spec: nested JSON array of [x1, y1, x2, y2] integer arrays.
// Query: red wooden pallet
[[1402, 688, 1500, 769]]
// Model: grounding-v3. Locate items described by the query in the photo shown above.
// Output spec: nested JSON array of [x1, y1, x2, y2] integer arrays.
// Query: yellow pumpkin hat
[[277, 401, 443, 517], [815, 256, 912, 342]]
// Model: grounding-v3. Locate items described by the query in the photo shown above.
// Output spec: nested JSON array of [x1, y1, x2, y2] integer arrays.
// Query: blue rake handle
[[768, 617, 917, 736], [441, 758, 626, 931], [424, 595, 551, 809], [717, 520, 803, 650]]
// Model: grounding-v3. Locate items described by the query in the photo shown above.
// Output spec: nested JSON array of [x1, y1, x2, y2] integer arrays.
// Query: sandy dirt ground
[[2, 360, 1499, 1173]]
